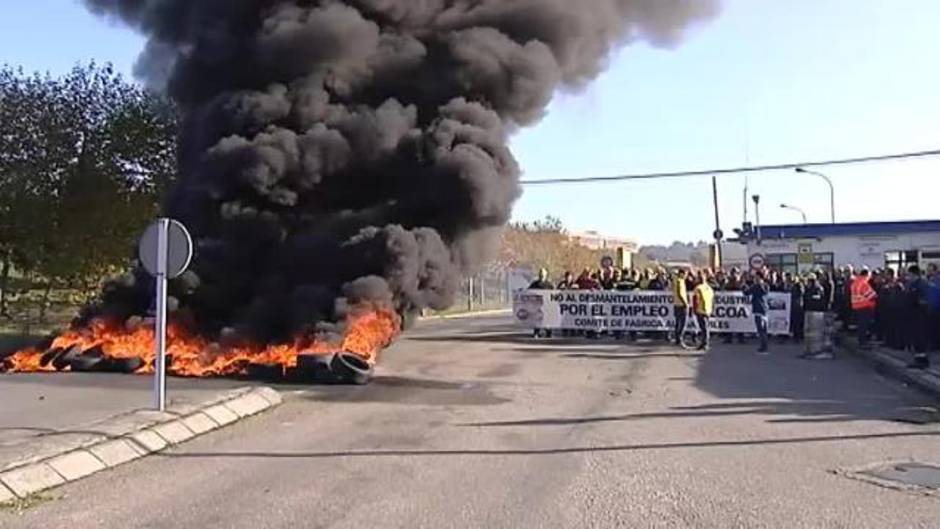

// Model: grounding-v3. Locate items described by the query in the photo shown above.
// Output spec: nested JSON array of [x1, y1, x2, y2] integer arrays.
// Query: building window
[[885, 251, 918, 272], [813, 253, 834, 272], [766, 253, 798, 274]]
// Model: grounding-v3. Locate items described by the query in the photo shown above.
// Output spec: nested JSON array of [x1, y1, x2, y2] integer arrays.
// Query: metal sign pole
[[154, 218, 169, 411]]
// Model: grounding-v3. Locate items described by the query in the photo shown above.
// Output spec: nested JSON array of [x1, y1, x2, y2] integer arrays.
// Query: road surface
[[2, 316, 938, 528]]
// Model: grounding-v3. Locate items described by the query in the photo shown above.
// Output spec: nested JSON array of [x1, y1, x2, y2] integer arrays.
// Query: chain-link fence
[[450, 267, 511, 313]]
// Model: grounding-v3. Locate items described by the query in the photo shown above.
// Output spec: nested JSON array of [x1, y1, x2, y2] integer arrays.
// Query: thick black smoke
[[82, 0, 719, 344]]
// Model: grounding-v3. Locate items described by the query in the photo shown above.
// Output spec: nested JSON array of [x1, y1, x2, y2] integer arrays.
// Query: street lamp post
[[752, 194, 762, 241], [780, 203, 808, 224], [795, 167, 836, 224]]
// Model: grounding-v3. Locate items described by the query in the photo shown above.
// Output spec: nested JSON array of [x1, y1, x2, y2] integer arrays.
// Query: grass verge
[[0, 493, 56, 513]]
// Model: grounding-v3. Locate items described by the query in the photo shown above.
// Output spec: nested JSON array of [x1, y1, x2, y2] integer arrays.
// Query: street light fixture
[[794, 167, 836, 224], [780, 203, 808, 224]]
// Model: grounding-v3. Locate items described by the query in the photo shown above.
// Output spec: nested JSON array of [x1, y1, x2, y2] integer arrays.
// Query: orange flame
[[2, 305, 400, 378]]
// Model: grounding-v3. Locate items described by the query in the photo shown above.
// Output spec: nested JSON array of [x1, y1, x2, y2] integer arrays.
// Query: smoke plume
[[81, 0, 719, 345]]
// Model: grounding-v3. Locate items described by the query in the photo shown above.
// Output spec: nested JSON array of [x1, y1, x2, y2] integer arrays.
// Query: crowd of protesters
[[528, 262, 940, 369]]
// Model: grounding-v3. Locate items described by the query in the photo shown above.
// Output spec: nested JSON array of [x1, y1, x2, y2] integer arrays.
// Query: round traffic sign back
[[749, 253, 766, 270], [139, 219, 193, 279]]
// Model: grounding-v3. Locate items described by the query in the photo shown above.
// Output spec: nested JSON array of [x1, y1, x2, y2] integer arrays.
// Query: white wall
[[720, 241, 748, 269], [745, 231, 940, 270]]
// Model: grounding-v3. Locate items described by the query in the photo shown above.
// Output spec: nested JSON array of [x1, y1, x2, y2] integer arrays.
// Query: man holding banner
[[672, 269, 690, 347], [528, 269, 555, 338]]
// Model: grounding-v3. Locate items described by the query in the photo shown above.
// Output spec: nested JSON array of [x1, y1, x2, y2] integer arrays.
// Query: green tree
[[0, 63, 177, 320], [0, 67, 70, 317]]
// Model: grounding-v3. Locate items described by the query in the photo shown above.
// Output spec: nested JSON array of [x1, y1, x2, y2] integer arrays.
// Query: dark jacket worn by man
[[804, 282, 828, 313], [745, 279, 771, 352]]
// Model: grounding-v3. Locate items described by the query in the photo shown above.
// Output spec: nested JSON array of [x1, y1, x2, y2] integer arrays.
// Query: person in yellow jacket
[[672, 269, 690, 346], [692, 271, 715, 350]]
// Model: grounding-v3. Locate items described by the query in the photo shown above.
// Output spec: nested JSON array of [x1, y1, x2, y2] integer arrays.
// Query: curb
[[841, 340, 940, 398], [419, 309, 511, 321], [0, 386, 282, 502]]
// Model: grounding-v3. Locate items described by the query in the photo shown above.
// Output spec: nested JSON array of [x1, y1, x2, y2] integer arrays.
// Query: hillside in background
[[637, 241, 712, 267]]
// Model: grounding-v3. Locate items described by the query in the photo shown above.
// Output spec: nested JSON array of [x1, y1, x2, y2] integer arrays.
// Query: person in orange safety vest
[[851, 268, 878, 348]]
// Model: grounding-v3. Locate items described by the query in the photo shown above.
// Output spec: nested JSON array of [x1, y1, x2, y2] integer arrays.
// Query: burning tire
[[70, 346, 106, 372], [39, 348, 64, 368], [330, 353, 373, 386], [296, 354, 339, 384], [246, 363, 285, 382], [70, 355, 105, 372], [52, 345, 83, 371], [99, 357, 145, 374]]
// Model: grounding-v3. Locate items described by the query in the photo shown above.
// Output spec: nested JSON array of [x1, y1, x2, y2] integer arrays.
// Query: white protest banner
[[508, 266, 535, 293], [514, 290, 791, 335]]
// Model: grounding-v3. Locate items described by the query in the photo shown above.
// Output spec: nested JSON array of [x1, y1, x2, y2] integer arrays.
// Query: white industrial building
[[733, 220, 940, 274]]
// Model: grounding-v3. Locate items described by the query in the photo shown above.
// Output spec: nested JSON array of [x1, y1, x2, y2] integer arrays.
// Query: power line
[[519, 148, 940, 186]]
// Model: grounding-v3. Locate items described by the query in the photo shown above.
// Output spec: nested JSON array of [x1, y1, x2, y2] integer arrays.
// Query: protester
[[691, 271, 714, 351], [802, 273, 832, 359], [591, 270, 601, 286], [906, 265, 931, 369], [648, 270, 666, 291], [787, 272, 805, 341], [600, 267, 617, 290], [715, 269, 728, 290], [817, 269, 837, 353], [927, 264, 940, 352], [871, 269, 885, 342], [879, 268, 904, 350], [671, 269, 690, 347], [706, 269, 720, 291], [723, 268, 747, 345], [520, 261, 936, 359], [872, 269, 887, 343], [604, 271, 622, 337], [610, 269, 635, 340], [608, 268, 623, 290], [576, 268, 600, 290], [850, 268, 878, 348], [834, 266, 852, 324], [630, 268, 641, 285], [529, 268, 553, 290], [527, 269, 554, 338], [557, 271, 576, 290], [818, 270, 835, 311], [745, 272, 771, 354], [615, 269, 637, 291]]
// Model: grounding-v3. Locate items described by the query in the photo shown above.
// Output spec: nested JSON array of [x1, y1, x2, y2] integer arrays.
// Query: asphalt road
[[3, 316, 939, 528]]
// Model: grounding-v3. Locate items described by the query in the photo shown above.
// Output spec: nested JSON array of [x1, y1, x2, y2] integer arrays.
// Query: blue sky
[[2, 0, 939, 244]]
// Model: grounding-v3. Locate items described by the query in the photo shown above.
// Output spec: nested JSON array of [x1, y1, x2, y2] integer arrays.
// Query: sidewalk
[[419, 308, 511, 320], [839, 338, 940, 398], [0, 373, 281, 502]]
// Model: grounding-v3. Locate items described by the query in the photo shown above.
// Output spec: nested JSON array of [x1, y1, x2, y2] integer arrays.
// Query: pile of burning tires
[[2, 338, 375, 385]]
